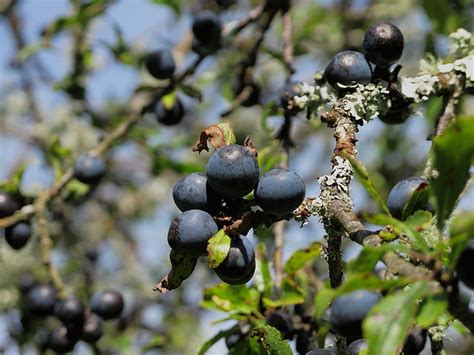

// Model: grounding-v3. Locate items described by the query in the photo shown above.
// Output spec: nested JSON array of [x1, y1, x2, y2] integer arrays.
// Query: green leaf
[[344, 154, 390, 214], [430, 117, 474, 230], [197, 326, 238, 355], [416, 294, 448, 328], [247, 325, 292, 355], [401, 182, 431, 220], [207, 230, 232, 269], [284, 242, 322, 275], [201, 284, 260, 314], [216, 122, 236, 145], [0, 165, 26, 194], [153, 250, 198, 293], [262, 278, 305, 308], [161, 91, 177, 110], [347, 244, 404, 275], [364, 282, 429, 355], [180, 84, 202, 101], [314, 287, 336, 319], [364, 213, 430, 253], [255, 243, 273, 297]]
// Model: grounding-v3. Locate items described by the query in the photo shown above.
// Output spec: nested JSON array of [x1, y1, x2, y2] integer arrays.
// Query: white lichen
[[400, 75, 439, 102]]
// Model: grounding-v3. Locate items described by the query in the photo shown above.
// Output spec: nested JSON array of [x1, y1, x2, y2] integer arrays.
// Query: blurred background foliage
[[0, 0, 473, 354]]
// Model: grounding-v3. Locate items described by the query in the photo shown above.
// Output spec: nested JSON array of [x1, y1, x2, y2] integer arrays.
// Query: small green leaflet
[[161, 91, 177, 110], [343, 153, 390, 214], [363, 282, 429, 355], [416, 294, 447, 328], [201, 284, 260, 314], [153, 250, 198, 293], [430, 117, 474, 230], [284, 242, 322, 275], [207, 230, 232, 269], [216, 122, 236, 145]]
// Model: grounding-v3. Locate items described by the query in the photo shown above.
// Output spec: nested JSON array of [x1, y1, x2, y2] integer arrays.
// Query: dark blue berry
[[192, 12, 222, 46], [26, 284, 58, 316], [324, 51, 372, 91], [144, 49, 176, 80], [0, 191, 21, 218], [387, 177, 430, 220], [167, 209, 218, 256], [55, 296, 85, 326], [255, 168, 305, 216], [206, 144, 259, 199], [329, 290, 381, 338], [363, 23, 404, 68], [81, 313, 104, 343], [5, 222, 31, 250], [172, 172, 220, 212], [47, 325, 78, 353], [74, 155, 106, 185], [455, 240, 474, 289], [215, 235, 255, 285], [155, 98, 185, 126], [90, 290, 124, 320]]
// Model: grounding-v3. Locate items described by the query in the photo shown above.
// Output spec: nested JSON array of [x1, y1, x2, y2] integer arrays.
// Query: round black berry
[[5, 222, 31, 250], [155, 97, 185, 126], [90, 290, 124, 320], [192, 12, 222, 46], [455, 240, 474, 289], [47, 325, 78, 353], [55, 296, 85, 326], [324, 51, 372, 91], [215, 235, 256, 285], [167, 209, 218, 256], [255, 168, 305, 216], [387, 177, 430, 220], [0, 191, 21, 218], [81, 313, 104, 343], [363, 22, 404, 68], [74, 155, 106, 185], [347, 339, 368, 354], [26, 284, 58, 316], [403, 326, 427, 354], [329, 290, 381, 338], [144, 49, 176, 80], [172, 172, 220, 212], [206, 144, 259, 199]]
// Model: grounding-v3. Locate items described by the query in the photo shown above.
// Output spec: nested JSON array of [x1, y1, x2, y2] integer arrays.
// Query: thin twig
[[282, 11, 295, 75], [222, 3, 266, 36]]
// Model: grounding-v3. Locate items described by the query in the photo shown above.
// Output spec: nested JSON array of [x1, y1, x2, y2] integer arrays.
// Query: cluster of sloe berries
[[324, 22, 408, 124], [168, 143, 306, 285], [0, 191, 31, 250], [19, 274, 124, 353]]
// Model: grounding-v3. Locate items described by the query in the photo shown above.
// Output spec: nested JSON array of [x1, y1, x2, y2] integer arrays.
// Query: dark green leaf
[[247, 325, 292, 355], [180, 84, 203, 101], [201, 284, 260, 314], [284, 242, 322, 275], [401, 182, 430, 220], [207, 230, 231, 269], [198, 326, 239, 355], [344, 153, 390, 214], [363, 282, 429, 354], [416, 294, 448, 328], [153, 250, 198, 293], [430, 117, 474, 230]]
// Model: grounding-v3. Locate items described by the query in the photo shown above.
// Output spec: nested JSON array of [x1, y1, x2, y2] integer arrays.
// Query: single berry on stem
[[387, 177, 430, 220], [155, 98, 185, 126], [90, 290, 124, 320], [81, 313, 104, 343], [192, 12, 222, 47], [363, 22, 404, 68], [5, 222, 31, 250], [74, 155, 106, 185], [144, 49, 176, 80], [324, 51, 372, 93], [172, 172, 220, 212], [26, 284, 58, 316], [0, 191, 21, 218]]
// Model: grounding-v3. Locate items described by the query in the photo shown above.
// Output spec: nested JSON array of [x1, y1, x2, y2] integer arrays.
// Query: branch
[[222, 3, 266, 36], [282, 10, 295, 75]]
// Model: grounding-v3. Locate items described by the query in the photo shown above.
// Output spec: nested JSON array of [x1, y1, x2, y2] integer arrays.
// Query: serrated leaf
[[416, 294, 447, 328], [197, 326, 238, 355], [430, 117, 474, 230], [343, 153, 390, 214], [201, 284, 260, 314], [247, 325, 292, 355], [284, 242, 322, 275], [364, 282, 429, 355], [207, 230, 231, 269], [153, 250, 198, 293]]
